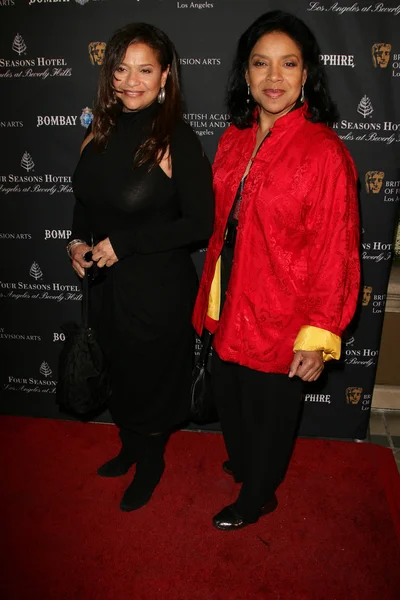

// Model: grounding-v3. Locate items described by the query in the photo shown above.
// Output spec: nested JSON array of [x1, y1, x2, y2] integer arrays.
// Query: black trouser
[[212, 351, 303, 522]]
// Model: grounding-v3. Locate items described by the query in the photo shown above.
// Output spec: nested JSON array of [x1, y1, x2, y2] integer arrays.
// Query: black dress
[[71, 103, 214, 433]]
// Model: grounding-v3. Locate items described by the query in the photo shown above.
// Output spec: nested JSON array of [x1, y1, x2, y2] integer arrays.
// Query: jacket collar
[[252, 102, 308, 134]]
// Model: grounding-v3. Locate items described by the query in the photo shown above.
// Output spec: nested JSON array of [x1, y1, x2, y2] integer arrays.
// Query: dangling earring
[[246, 83, 251, 104], [157, 86, 166, 104], [300, 84, 305, 103]]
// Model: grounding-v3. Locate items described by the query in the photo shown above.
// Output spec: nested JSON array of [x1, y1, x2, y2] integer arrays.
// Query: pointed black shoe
[[97, 447, 136, 478], [212, 495, 278, 531]]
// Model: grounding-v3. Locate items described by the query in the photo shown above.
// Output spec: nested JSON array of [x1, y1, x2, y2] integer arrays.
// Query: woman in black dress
[[67, 23, 214, 512]]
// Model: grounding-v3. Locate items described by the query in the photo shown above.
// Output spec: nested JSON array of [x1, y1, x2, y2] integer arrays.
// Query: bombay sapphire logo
[[80, 107, 93, 128], [75, 0, 90, 5]]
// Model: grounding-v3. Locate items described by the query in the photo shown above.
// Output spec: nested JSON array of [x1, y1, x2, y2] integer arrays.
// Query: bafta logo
[[345, 387, 363, 405], [362, 286, 373, 306], [365, 171, 384, 194], [372, 43, 391, 68], [88, 42, 106, 66]]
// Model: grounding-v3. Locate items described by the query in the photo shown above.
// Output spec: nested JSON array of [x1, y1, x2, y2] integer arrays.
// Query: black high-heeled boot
[[120, 433, 168, 512], [97, 429, 138, 477]]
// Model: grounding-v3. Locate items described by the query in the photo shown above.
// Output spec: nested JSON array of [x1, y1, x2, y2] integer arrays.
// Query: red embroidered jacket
[[192, 106, 360, 374]]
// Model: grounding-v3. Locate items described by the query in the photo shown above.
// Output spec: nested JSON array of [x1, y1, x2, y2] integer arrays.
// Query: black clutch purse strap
[[198, 329, 213, 365], [82, 270, 90, 329]]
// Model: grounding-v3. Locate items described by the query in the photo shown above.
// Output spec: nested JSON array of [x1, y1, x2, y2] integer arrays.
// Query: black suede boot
[[97, 429, 138, 477], [119, 433, 168, 512]]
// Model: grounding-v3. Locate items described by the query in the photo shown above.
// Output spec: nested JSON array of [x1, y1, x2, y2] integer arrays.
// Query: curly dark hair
[[227, 10, 338, 128], [93, 22, 182, 168]]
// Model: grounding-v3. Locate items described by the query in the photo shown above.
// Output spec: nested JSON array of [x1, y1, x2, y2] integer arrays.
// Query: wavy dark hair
[[227, 10, 338, 128], [93, 22, 182, 168]]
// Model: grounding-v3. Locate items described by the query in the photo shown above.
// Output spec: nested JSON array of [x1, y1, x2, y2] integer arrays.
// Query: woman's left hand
[[288, 350, 324, 382], [92, 237, 118, 268]]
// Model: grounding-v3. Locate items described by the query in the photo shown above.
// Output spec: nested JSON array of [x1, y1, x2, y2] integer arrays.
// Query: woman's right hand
[[70, 243, 93, 278]]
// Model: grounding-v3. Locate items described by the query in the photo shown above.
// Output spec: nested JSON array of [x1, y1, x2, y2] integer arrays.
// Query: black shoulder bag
[[56, 262, 109, 415], [189, 330, 218, 424]]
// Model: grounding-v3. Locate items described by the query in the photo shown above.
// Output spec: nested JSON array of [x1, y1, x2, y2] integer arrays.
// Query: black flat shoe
[[212, 495, 278, 531], [119, 432, 169, 512], [120, 459, 165, 512], [97, 450, 136, 478]]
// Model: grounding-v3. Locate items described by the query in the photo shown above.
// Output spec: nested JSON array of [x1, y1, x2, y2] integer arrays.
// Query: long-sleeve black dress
[[71, 103, 214, 433]]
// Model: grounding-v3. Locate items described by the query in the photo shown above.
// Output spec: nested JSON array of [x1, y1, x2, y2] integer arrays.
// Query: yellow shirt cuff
[[206, 256, 221, 322], [293, 325, 341, 362]]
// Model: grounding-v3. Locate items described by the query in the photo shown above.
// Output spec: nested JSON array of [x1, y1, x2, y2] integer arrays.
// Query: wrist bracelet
[[66, 239, 86, 259]]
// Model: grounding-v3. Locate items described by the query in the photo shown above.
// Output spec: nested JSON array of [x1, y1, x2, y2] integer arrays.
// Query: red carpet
[[0, 416, 399, 600]]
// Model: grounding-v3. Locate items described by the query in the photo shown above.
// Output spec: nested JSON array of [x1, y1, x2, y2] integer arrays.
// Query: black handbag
[[56, 266, 109, 415], [189, 330, 218, 424]]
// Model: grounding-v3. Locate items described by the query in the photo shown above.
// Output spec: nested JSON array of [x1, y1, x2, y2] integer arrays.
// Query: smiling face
[[245, 31, 307, 123], [113, 42, 169, 112]]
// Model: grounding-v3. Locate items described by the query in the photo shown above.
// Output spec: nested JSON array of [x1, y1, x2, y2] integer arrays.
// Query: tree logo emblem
[[29, 262, 43, 281], [39, 361, 52, 378], [357, 96, 374, 119], [21, 152, 35, 172], [12, 34, 27, 56]]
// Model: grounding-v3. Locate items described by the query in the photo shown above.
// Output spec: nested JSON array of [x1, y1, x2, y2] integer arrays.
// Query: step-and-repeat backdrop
[[1, 0, 399, 439]]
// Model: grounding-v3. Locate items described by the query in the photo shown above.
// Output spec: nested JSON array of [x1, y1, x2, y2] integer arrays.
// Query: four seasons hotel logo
[[365, 171, 384, 194], [12, 33, 26, 55], [21, 152, 35, 172], [0, 152, 73, 196], [357, 95, 374, 118], [372, 43, 392, 68], [39, 361, 52, 378], [29, 262, 43, 281], [0, 34, 71, 78], [4, 360, 57, 396]]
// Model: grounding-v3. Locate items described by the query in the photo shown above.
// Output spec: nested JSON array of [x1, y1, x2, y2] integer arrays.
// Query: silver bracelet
[[66, 238, 87, 259]]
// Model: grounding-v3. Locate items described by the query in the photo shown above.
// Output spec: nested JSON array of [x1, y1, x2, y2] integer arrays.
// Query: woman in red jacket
[[192, 11, 360, 530]]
